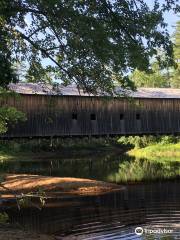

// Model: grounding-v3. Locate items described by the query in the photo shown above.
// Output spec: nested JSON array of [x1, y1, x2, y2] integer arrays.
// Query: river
[[1, 152, 180, 239]]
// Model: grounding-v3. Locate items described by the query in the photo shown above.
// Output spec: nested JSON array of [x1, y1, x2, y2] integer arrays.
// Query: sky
[[147, 0, 179, 35], [20, 1, 179, 81], [164, 11, 179, 35]]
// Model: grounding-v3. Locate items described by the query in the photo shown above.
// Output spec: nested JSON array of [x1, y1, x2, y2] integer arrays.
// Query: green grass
[[128, 142, 180, 161]]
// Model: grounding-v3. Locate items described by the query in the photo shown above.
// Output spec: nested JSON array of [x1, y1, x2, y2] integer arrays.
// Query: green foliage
[[118, 135, 180, 149], [0, 89, 26, 135], [25, 53, 53, 83], [174, 21, 180, 64], [17, 189, 46, 209], [129, 142, 180, 160], [0, 0, 177, 93], [118, 135, 157, 149], [0, 212, 9, 224], [0, 106, 26, 134], [160, 135, 177, 145], [0, 10, 18, 87], [0, 28, 18, 88], [108, 157, 180, 183], [171, 68, 180, 88], [171, 20, 180, 88], [131, 62, 169, 88], [0, 137, 118, 154]]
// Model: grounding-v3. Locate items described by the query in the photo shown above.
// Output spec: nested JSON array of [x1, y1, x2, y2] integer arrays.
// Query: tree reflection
[[0, 153, 180, 184], [108, 157, 180, 183]]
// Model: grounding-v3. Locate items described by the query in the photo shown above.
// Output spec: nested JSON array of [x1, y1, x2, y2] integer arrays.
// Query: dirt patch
[[0, 174, 124, 197], [0, 175, 124, 239]]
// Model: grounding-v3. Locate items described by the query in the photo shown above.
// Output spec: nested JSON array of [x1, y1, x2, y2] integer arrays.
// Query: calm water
[[1, 151, 180, 239]]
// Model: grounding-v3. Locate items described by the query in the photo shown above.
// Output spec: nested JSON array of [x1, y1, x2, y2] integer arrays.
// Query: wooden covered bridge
[[2, 83, 180, 137]]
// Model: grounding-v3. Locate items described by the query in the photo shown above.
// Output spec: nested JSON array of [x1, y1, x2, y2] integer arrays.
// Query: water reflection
[[0, 152, 180, 183], [108, 157, 180, 183], [6, 180, 180, 239], [0, 152, 121, 181], [1, 152, 180, 239]]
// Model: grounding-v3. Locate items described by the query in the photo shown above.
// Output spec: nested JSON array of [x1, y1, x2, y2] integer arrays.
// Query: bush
[[159, 135, 177, 145], [0, 212, 9, 224], [0, 106, 26, 134], [0, 137, 118, 153], [118, 135, 158, 149], [118, 135, 180, 149]]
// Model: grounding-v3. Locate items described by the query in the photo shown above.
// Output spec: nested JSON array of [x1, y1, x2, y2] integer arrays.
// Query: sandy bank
[[0, 174, 124, 198], [0, 175, 124, 239]]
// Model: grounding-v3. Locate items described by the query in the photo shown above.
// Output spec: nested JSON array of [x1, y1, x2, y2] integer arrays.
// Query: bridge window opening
[[120, 114, 124, 120], [72, 113, 77, 120], [136, 113, 140, 120], [90, 113, 96, 121]]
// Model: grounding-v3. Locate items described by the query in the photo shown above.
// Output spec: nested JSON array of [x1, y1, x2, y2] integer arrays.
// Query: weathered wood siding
[[1, 94, 180, 137]]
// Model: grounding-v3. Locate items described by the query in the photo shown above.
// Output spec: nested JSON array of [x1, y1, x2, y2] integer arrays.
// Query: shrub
[[159, 135, 177, 145], [118, 135, 157, 149]]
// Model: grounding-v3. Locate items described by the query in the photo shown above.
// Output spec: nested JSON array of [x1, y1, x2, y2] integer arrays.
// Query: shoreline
[[0, 145, 126, 162], [0, 174, 124, 199], [0, 173, 124, 240], [128, 143, 180, 160]]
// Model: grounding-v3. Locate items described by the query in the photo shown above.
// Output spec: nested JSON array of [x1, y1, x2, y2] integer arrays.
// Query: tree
[[174, 20, 180, 64], [26, 60, 52, 83], [0, 29, 18, 88], [0, 0, 179, 93], [0, 104, 26, 134], [171, 20, 180, 88], [0, 25, 26, 134], [170, 68, 180, 88], [131, 62, 170, 88]]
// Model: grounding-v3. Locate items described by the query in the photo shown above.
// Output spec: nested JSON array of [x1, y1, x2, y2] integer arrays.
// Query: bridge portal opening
[[90, 114, 96, 121], [72, 113, 78, 120], [120, 114, 124, 120], [136, 113, 140, 120]]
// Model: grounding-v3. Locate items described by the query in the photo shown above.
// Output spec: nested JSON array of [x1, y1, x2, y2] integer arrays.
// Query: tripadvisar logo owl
[[135, 227, 143, 236]]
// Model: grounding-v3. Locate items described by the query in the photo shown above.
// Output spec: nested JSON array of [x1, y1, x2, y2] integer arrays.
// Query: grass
[[128, 142, 180, 161]]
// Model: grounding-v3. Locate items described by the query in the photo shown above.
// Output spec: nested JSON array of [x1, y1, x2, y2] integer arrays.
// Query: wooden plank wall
[[1, 94, 180, 137]]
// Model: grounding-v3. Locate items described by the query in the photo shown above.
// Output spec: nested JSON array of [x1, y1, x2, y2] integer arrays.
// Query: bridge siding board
[[2, 94, 180, 137]]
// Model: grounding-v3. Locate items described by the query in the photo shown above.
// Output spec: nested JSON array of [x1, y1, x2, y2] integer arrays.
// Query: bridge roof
[[9, 83, 180, 99]]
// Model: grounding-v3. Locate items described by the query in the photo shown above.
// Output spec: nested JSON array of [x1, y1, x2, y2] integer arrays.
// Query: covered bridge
[[2, 83, 180, 137]]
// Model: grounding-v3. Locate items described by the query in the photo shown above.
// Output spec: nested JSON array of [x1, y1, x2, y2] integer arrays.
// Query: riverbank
[[128, 143, 180, 160], [0, 174, 124, 198], [0, 137, 128, 162]]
